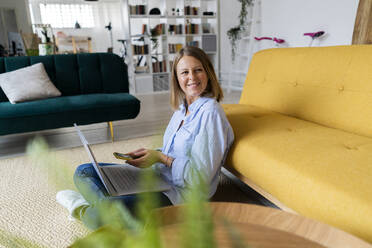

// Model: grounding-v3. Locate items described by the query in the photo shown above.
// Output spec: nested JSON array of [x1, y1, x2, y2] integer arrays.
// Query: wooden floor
[[0, 90, 272, 207]]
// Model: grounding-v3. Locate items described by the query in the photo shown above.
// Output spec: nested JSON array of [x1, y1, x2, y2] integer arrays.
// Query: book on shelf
[[186, 40, 199, 47], [168, 43, 183, 54], [184, 6, 198, 15], [152, 60, 167, 73], [168, 24, 183, 35], [185, 23, 199, 34], [142, 24, 148, 35], [130, 5, 146, 15], [132, 44, 149, 55]]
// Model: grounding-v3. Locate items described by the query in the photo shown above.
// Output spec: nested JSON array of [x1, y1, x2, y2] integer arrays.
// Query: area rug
[[0, 135, 163, 248]]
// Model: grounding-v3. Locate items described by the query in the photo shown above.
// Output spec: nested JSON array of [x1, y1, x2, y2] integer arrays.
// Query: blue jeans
[[74, 163, 172, 230]]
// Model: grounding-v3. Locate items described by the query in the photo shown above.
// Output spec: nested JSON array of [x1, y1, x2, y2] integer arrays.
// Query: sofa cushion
[[0, 93, 140, 135], [240, 45, 372, 138], [0, 93, 138, 119], [0, 63, 61, 104], [223, 103, 372, 242]]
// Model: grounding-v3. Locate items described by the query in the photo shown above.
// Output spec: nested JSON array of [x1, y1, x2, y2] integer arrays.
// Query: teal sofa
[[0, 53, 140, 135]]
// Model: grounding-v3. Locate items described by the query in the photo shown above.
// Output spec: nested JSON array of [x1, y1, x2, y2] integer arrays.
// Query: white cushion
[[0, 63, 61, 104]]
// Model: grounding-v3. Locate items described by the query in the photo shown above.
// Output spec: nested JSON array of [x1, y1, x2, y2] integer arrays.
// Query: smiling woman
[[176, 56, 208, 106], [170, 46, 223, 110], [56, 46, 234, 231]]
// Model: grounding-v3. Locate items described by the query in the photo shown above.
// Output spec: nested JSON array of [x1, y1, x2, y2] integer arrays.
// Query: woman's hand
[[125, 148, 146, 159], [126, 148, 162, 168]]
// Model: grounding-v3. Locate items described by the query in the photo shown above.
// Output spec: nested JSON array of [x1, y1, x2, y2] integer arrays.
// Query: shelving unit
[[55, 36, 92, 54], [122, 0, 219, 94]]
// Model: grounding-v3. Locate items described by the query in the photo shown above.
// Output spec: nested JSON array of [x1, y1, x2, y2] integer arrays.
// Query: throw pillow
[[0, 63, 61, 104]]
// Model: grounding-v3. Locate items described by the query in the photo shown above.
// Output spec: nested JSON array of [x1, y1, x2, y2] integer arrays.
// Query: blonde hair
[[170, 46, 223, 110]]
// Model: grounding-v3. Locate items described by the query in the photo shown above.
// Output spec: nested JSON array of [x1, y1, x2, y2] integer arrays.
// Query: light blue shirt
[[153, 97, 234, 205]]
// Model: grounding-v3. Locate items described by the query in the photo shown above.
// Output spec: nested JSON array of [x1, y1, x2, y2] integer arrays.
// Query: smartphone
[[113, 152, 132, 160]]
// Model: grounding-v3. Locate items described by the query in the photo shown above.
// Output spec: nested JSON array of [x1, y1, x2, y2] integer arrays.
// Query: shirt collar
[[179, 97, 211, 114]]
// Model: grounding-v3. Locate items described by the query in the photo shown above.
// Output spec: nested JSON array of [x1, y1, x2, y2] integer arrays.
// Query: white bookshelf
[[122, 0, 219, 94]]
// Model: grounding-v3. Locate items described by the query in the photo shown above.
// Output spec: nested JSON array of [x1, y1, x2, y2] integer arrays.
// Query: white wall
[[219, 0, 241, 74], [0, 0, 32, 33], [219, 0, 360, 73], [260, 0, 359, 49]]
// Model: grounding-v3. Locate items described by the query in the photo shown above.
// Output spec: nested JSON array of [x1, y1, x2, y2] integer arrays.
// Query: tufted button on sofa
[[0, 53, 140, 136], [223, 45, 372, 244]]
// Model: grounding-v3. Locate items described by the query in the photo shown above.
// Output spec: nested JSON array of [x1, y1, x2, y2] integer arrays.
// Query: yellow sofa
[[223, 45, 372, 243]]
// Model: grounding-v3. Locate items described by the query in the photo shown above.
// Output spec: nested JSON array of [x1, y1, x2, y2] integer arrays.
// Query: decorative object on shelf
[[41, 28, 51, 43], [203, 11, 214, 16], [273, 37, 285, 44], [74, 21, 81, 29], [149, 8, 161, 15], [254, 36, 285, 48], [304, 31, 325, 46], [254, 36, 272, 41], [227, 0, 253, 62], [33, 24, 55, 56], [202, 23, 212, 34], [21, 32, 40, 56]]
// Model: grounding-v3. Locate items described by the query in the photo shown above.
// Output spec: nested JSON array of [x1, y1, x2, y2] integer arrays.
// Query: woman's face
[[176, 55, 208, 105]]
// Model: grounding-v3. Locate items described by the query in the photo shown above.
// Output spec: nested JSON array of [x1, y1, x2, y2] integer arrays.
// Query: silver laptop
[[74, 123, 171, 197]]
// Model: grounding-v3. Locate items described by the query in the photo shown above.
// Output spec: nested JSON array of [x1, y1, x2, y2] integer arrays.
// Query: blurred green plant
[[1, 137, 250, 248], [0, 229, 45, 248]]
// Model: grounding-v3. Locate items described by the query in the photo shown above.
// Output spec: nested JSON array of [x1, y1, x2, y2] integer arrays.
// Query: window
[[39, 4, 95, 28]]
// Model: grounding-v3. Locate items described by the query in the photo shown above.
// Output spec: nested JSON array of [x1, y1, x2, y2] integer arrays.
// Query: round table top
[[160, 220, 326, 248], [155, 202, 372, 248]]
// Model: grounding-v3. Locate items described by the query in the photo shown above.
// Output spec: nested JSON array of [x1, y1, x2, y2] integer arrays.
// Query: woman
[[56, 46, 234, 229]]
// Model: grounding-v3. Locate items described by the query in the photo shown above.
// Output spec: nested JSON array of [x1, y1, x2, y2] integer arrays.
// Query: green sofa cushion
[[0, 93, 140, 135], [0, 93, 138, 119]]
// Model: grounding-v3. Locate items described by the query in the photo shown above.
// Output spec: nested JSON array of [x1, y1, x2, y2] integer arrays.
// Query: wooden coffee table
[[155, 202, 372, 248]]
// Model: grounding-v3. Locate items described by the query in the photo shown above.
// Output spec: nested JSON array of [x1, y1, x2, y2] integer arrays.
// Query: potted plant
[[227, 0, 253, 62]]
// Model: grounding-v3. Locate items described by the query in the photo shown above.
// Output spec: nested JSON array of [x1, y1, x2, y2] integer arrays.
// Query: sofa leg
[[108, 122, 114, 142]]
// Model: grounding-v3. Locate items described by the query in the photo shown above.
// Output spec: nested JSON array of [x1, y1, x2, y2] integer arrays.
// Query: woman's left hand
[[126, 149, 162, 168]]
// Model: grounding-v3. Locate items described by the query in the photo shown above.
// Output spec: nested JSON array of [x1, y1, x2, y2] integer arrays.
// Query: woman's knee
[[74, 163, 95, 178]]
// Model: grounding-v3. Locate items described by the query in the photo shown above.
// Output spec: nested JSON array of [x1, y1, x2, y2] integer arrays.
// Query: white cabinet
[[122, 0, 219, 94]]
